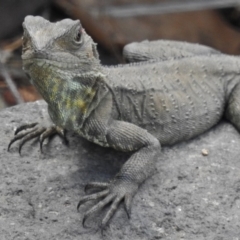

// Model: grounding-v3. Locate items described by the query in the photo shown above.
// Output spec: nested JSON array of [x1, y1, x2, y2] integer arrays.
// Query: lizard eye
[[74, 29, 82, 43]]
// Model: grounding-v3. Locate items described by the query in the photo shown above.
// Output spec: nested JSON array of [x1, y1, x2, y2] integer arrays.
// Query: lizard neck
[[26, 61, 107, 130]]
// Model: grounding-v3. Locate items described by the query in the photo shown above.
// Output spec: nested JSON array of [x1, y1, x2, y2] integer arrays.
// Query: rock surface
[[1, 100, 240, 240]]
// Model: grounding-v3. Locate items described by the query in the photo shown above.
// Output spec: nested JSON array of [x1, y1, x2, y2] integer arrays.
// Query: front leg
[[78, 120, 160, 228], [8, 105, 68, 154], [8, 122, 67, 154]]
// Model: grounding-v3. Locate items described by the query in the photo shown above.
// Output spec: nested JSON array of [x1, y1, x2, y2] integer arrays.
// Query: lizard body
[[123, 39, 220, 62], [8, 16, 240, 228]]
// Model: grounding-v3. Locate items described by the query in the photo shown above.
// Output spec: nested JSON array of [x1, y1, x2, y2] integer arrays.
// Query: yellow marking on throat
[[85, 87, 96, 98], [64, 87, 96, 114], [75, 98, 87, 113], [52, 83, 60, 96], [48, 77, 62, 101], [66, 98, 72, 110]]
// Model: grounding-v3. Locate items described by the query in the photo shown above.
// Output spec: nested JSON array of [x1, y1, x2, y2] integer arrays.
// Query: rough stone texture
[[2, 100, 240, 239]]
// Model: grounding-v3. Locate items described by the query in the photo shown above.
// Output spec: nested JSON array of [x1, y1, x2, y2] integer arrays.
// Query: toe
[[82, 193, 115, 227], [77, 189, 109, 210], [14, 122, 38, 135], [101, 195, 123, 228]]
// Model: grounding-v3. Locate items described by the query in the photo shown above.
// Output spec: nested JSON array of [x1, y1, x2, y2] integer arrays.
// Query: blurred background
[[0, 0, 240, 109]]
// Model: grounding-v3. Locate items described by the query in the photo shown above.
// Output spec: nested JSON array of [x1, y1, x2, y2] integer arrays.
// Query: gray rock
[[1, 100, 240, 239]]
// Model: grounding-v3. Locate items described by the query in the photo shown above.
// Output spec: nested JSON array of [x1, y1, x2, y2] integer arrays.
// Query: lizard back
[[104, 54, 240, 145]]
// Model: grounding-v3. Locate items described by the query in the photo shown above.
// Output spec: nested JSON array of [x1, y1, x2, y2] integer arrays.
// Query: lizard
[[8, 16, 240, 229]]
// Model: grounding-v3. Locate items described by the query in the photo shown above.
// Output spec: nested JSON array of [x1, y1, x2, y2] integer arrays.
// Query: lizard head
[[22, 16, 100, 74]]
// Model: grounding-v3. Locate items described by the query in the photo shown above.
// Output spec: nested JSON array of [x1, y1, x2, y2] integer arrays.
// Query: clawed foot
[[8, 122, 67, 154], [77, 179, 138, 229]]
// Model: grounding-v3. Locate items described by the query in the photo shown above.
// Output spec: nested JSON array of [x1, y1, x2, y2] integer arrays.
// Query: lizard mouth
[[22, 54, 82, 71]]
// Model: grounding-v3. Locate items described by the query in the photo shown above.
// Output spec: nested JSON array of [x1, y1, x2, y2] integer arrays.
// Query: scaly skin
[[8, 16, 240, 229], [123, 39, 220, 62]]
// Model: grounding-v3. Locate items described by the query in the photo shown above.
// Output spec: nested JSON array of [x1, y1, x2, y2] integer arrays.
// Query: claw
[[8, 137, 19, 151], [14, 122, 38, 135], [8, 128, 38, 151], [77, 190, 109, 210], [18, 127, 45, 155], [39, 138, 44, 153], [60, 129, 69, 145], [55, 127, 68, 145], [84, 182, 109, 192], [78, 180, 137, 228], [19, 143, 23, 156], [56, 127, 65, 138], [81, 194, 115, 227], [82, 216, 89, 228], [39, 126, 57, 153], [124, 194, 133, 219], [101, 196, 123, 228], [8, 123, 66, 154]]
